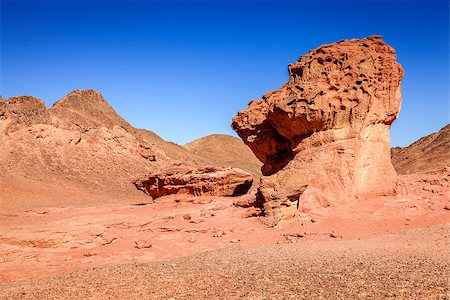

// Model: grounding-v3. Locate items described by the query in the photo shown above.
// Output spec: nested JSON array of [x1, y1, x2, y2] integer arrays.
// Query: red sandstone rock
[[232, 36, 404, 226], [133, 166, 253, 199]]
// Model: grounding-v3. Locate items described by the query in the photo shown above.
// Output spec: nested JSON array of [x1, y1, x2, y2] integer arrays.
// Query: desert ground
[[1, 224, 448, 300], [1, 169, 449, 298]]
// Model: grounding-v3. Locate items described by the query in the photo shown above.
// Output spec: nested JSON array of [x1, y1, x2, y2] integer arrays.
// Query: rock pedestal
[[232, 36, 404, 226]]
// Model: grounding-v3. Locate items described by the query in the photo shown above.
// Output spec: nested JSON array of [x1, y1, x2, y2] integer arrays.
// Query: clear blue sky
[[1, 0, 448, 147]]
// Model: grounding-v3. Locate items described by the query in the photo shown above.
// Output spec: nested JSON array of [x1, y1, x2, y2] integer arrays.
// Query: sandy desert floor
[[1, 224, 449, 299], [0, 171, 449, 298]]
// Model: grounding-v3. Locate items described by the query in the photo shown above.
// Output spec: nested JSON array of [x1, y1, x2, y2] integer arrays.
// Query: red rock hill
[[0, 90, 206, 209], [391, 124, 449, 174]]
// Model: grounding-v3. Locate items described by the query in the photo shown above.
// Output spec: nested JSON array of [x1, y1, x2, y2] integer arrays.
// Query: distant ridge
[[185, 134, 262, 178], [391, 124, 450, 174]]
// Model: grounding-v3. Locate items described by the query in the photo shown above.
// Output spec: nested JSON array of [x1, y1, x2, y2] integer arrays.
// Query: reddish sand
[[1, 224, 449, 299], [1, 171, 448, 283]]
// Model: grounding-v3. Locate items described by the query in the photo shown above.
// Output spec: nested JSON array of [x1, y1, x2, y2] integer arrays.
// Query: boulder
[[133, 166, 253, 199], [232, 36, 404, 225]]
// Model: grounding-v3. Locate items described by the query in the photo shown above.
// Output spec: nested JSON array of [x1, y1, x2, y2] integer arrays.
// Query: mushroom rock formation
[[232, 36, 404, 226], [133, 166, 253, 199]]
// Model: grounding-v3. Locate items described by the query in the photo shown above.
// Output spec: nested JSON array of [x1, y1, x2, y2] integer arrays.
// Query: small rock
[[189, 218, 204, 224], [134, 240, 152, 249], [213, 231, 224, 238], [329, 232, 340, 238], [100, 236, 117, 246]]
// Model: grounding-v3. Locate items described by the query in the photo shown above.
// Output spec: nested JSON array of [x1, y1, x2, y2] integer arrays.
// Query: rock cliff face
[[232, 36, 404, 225], [134, 166, 253, 199]]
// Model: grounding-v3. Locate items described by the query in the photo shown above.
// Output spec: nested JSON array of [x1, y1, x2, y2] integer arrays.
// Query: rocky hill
[[0, 89, 206, 208], [184, 134, 262, 178], [391, 124, 449, 174]]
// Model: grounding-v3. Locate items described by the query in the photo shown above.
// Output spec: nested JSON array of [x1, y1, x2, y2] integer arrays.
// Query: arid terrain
[[1, 36, 449, 299], [1, 224, 448, 299]]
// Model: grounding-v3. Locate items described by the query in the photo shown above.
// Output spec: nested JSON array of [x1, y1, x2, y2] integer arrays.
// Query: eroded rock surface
[[134, 166, 253, 199], [232, 36, 404, 225]]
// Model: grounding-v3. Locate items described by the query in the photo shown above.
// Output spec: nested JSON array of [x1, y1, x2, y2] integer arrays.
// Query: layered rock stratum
[[232, 36, 404, 225], [134, 166, 253, 199]]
